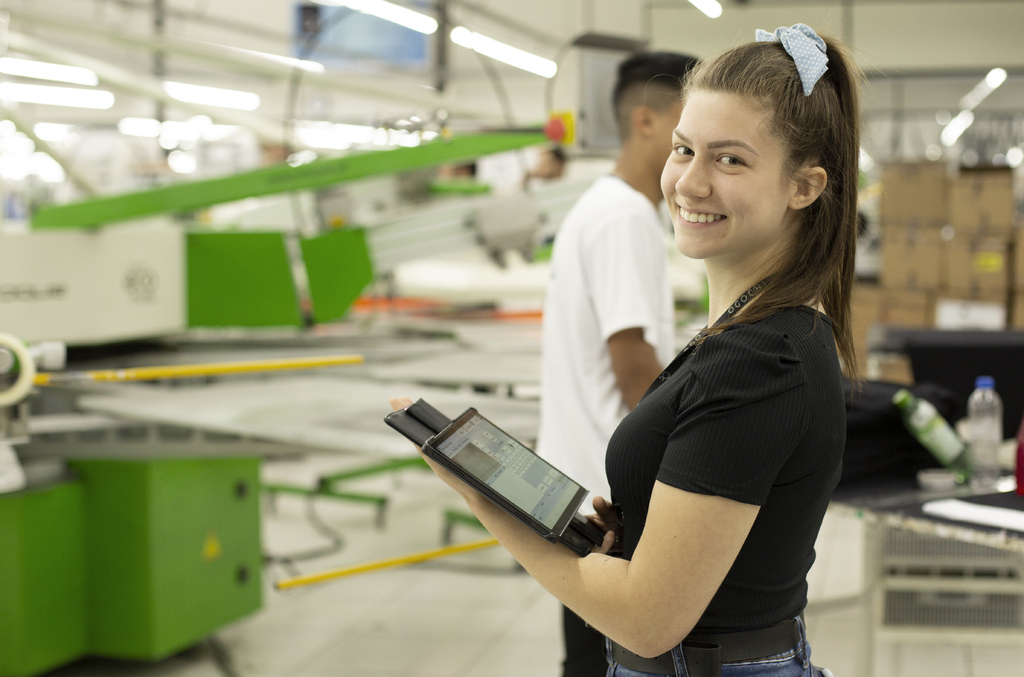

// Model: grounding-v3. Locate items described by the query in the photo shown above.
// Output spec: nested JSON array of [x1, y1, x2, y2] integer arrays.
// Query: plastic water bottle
[[893, 389, 972, 484], [968, 376, 1003, 491]]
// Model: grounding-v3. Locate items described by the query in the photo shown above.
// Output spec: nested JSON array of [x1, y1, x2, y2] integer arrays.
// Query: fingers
[[388, 396, 414, 412], [591, 529, 615, 555]]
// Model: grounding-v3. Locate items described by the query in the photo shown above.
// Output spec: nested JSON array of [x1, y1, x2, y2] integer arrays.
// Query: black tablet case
[[384, 399, 605, 556]]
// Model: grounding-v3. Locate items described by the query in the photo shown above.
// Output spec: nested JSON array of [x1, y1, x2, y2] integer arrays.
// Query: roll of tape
[[0, 333, 36, 407]]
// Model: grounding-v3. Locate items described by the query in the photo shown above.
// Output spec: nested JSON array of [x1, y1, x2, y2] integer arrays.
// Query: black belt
[[610, 618, 801, 677]]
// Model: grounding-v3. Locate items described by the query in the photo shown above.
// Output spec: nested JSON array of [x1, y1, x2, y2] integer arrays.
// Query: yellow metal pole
[[274, 538, 500, 590], [33, 354, 364, 386]]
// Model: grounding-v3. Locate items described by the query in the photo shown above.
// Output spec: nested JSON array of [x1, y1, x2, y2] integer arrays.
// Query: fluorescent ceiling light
[[0, 133, 35, 156], [986, 67, 1008, 89], [688, 0, 723, 19], [167, 150, 197, 174], [316, 0, 437, 34], [163, 81, 260, 111], [0, 57, 99, 86], [959, 67, 1008, 110], [0, 82, 114, 109], [295, 121, 377, 150], [119, 117, 162, 137], [941, 110, 974, 147], [33, 122, 74, 143], [1007, 147, 1024, 168], [118, 116, 239, 141], [219, 44, 325, 73], [450, 26, 556, 78]]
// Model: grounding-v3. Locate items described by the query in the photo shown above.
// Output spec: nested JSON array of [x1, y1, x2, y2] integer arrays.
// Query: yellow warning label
[[973, 252, 1004, 274], [202, 530, 222, 562]]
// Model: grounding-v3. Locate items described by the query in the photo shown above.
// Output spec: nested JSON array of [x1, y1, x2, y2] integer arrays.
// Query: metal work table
[[66, 374, 540, 457], [830, 479, 1024, 677]]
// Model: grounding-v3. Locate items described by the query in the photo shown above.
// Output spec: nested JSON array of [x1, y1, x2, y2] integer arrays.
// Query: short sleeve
[[582, 210, 665, 344], [656, 324, 808, 505]]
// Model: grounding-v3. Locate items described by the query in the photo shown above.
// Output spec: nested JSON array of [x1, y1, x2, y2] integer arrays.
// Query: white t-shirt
[[536, 175, 675, 502]]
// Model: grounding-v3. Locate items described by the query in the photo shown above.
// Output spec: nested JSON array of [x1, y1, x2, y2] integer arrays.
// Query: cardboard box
[[1015, 229, 1024, 290], [880, 225, 945, 290], [1012, 293, 1024, 329], [944, 236, 1010, 296], [935, 293, 1008, 330], [879, 162, 949, 225], [867, 353, 915, 385], [881, 289, 936, 327], [850, 283, 883, 371], [950, 168, 1015, 237]]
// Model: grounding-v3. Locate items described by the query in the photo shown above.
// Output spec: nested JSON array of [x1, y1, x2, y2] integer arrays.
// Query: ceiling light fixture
[[315, 0, 438, 34], [221, 45, 325, 73], [942, 68, 1008, 148], [450, 26, 556, 78], [163, 81, 261, 111], [688, 0, 723, 19], [294, 121, 377, 150], [0, 82, 114, 109], [33, 122, 74, 143], [118, 116, 240, 141], [941, 110, 975, 147], [959, 67, 1007, 110], [0, 57, 99, 86]]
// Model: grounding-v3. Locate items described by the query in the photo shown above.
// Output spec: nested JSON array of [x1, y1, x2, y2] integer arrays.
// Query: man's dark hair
[[612, 51, 698, 141]]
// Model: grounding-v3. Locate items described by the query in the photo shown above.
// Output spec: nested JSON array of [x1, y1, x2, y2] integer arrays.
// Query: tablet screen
[[432, 412, 583, 531]]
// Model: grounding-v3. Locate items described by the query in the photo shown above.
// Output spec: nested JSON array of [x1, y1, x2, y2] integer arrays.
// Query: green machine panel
[[301, 228, 374, 323], [0, 482, 87, 677], [69, 458, 261, 660], [187, 232, 302, 328], [32, 132, 546, 230]]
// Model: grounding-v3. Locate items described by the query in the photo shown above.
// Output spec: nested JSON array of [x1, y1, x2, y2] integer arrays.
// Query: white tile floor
[[43, 452, 1024, 677]]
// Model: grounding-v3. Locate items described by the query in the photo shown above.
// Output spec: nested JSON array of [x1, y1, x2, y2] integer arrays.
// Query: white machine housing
[[0, 221, 186, 345]]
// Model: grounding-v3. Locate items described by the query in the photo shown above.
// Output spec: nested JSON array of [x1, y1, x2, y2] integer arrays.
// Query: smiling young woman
[[391, 24, 858, 677]]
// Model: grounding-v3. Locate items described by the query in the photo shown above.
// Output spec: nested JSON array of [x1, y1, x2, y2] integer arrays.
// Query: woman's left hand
[[388, 396, 476, 503]]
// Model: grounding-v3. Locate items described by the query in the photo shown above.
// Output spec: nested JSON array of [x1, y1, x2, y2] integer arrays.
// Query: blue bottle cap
[[975, 376, 995, 389]]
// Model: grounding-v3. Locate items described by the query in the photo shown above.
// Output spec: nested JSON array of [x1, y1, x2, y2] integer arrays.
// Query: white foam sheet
[[921, 497, 1024, 533], [76, 375, 540, 458]]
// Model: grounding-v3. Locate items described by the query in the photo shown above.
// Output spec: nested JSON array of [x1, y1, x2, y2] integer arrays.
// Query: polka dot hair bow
[[755, 23, 828, 96]]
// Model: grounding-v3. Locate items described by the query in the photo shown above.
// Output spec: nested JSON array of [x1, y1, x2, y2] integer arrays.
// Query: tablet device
[[384, 402, 604, 556]]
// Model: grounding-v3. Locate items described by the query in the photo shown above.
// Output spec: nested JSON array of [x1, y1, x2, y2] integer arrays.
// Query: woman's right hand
[[587, 495, 623, 556]]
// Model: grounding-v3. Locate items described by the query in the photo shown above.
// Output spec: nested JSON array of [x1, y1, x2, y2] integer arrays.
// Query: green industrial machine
[[29, 131, 545, 332], [1, 131, 547, 676], [0, 458, 261, 676], [0, 482, 87, 677]]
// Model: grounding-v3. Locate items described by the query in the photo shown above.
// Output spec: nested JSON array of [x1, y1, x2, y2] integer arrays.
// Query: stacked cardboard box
[[1014, 229, 1024, 328], [941, 168, 1015, 328], [877, 162, 948, 329]]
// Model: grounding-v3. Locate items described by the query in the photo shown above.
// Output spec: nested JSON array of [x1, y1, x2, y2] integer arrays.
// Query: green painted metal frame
[[262, 457, 429, 528], [32, 133, 546, 230], [442, 508, 486, 545]]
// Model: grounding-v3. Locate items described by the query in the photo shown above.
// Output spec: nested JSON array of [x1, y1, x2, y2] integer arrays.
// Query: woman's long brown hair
[[683, 35, 862, 378]]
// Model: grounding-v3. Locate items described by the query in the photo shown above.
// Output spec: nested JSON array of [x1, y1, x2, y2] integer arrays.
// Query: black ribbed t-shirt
[[605, 306, 845, 631]]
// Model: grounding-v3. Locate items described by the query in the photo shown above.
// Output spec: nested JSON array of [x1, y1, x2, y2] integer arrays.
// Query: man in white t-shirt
[[536, 51, 697, 677]]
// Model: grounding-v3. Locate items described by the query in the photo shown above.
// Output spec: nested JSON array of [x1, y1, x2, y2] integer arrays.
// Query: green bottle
[[892, 389, 973, 484]]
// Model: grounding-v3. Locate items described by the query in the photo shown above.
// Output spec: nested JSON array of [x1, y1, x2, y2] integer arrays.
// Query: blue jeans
[[605, 618, 828, 677]]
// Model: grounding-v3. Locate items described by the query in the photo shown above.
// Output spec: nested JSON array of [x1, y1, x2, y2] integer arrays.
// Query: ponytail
[[683, 33, 863, 377]]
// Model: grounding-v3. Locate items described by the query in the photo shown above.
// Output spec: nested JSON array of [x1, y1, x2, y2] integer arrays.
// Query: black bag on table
[[839, 379, 964, 487]]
